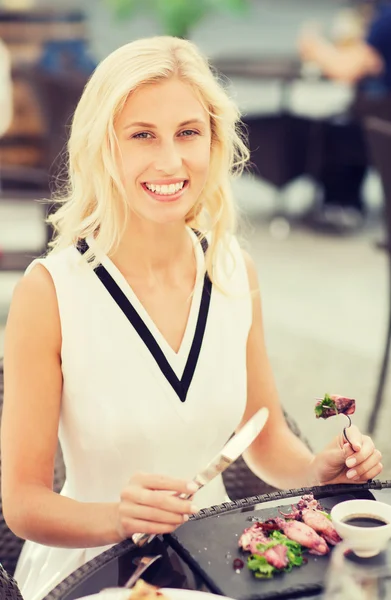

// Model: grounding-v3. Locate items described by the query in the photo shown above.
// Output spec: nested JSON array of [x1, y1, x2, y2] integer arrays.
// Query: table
[[212, 55, 353, 118], [212, 55, 355, 201], [42, 481, 391, 600]]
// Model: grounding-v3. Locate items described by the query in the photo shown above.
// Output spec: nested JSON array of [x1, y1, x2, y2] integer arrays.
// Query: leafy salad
[[247, 531, 305, 579]]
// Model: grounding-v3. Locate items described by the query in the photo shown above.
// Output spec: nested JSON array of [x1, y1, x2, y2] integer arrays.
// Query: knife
[[132, 406, 269, 547]]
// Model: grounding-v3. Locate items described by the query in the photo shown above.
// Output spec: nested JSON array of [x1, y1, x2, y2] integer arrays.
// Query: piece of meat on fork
[[315, 394, 356, 419], [315, 393, 356, 448]]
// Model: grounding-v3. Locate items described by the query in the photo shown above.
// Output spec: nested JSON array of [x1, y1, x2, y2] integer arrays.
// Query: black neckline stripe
[[77, 234, 212, 402]]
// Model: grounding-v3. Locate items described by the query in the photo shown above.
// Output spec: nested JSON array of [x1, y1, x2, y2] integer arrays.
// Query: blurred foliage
[[104, 0, 250, 38]]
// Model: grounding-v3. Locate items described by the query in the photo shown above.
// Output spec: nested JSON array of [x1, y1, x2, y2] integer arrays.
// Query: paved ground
[[1, 173, 390, 479]]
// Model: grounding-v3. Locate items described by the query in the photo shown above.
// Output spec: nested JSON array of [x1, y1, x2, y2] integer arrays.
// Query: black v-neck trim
[[77, 233, 212, 402]]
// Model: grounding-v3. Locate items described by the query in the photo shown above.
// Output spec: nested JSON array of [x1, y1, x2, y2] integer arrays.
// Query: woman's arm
[[237, 252, 316, 490], [298, 35, 384, 84], [2, 265, 195, 548], [2, 265, 121, 547], [238, 252, 383, 489]]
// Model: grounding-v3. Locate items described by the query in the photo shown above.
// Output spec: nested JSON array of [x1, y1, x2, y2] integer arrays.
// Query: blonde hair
[[48, 36, 249, 280]]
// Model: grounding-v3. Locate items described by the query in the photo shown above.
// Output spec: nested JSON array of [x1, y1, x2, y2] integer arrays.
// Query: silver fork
[[343, 414, 353, 449], [124, 554, 162, 589], [100, 554, 162, 594]]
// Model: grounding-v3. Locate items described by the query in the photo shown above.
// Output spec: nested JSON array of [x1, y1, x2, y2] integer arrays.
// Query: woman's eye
[[179, 129, 199, 137], [132, 132, 153, 139]]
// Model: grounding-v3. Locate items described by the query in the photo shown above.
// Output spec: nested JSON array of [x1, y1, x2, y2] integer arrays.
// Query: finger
[[338, 432, 355, 452], [343, 442, 355, 460], [342, 424, 362, 452], [346, 449, 382, 480], [329, 441, 354, 466], [120, 518, 180, 538], [345, 437, 376, 470], [131, 472, 198, 495], [120, 503, 188, 526], [355, 463, 383, 483], [122, 487, 198, 515]]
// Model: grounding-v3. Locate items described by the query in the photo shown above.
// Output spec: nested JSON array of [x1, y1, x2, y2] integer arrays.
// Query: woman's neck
[[109, 219, 194, 281]]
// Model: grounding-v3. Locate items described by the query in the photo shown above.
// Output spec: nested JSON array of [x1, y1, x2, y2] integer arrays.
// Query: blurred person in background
[[299, 1, 391, 231]]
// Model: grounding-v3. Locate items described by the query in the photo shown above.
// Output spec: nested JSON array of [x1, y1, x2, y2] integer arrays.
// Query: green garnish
[[319, 510, 332, 521], [246, 530, 304, 578], [315, 393, 338, 418], [247, 555, 275, 579]]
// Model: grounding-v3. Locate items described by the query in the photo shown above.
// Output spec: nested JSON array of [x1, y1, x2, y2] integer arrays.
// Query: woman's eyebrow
[[123, 118, 206, 131]]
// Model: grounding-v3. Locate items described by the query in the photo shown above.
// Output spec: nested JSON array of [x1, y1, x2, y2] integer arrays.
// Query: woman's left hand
[[311, 425, 383, 485]]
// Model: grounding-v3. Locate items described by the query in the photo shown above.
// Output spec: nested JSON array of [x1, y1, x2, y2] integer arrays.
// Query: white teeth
[[145, 181, 185, 195]]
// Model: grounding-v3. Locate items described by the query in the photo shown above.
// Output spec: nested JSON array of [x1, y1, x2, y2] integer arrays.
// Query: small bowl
[[331, 499, 391, 557]]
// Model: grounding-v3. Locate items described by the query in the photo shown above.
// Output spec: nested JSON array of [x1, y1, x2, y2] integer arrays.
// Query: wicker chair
[[222, 410, 312, 500], [0, 564, 23, 600]]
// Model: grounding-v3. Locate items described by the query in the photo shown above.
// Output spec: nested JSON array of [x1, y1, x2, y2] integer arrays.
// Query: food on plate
[[296, 494, 322, 511], [238, 494, 341, 579], [239, 524, 304, 578], [239, 523, 290, 569], [280, 496, 341, 546], [315, 393, 356, 419], [271, 518, 329, 555], [129, 580, 168, 598], [232, 558, 244, 570]]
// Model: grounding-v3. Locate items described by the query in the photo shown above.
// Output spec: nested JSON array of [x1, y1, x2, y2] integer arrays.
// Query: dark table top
[[211, 56, 303, 82], [43, 481, 391, 600]]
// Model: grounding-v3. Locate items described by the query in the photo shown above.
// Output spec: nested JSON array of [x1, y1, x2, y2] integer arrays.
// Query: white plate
[[76, 589, 234, 600], [161, 591, 234, 600]]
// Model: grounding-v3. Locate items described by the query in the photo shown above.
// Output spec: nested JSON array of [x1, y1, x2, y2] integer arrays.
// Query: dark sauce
[[342, 515, 389, 528], [233, 558, 244, 570]]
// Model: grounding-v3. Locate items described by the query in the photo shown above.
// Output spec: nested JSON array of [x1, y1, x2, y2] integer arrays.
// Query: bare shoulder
[[6, 263, 61, 353], [10, 263, 58, 316]]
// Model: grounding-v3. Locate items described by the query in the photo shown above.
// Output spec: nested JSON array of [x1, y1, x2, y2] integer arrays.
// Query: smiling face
[[114, 77, 212, 226]]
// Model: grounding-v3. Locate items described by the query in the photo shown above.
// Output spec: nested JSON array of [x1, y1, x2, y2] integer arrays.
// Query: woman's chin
[[145, 201, 196, 225], [136, 208, 191, 227]]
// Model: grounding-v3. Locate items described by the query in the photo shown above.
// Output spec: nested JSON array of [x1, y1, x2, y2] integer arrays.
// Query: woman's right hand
[[116, 472, 199, 539]]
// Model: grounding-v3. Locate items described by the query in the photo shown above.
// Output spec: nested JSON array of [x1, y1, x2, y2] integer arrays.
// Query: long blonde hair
[[48, 36, 249, 280]]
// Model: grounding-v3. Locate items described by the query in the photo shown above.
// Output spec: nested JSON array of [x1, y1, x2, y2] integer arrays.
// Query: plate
[[168, 490, 377, 600], [76, 589, 234, 600], [75, 591, 129, 600], [161, 591, 235, 600]]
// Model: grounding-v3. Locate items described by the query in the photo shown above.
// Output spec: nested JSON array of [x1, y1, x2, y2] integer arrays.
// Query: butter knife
[[132, 406, 269, 546]]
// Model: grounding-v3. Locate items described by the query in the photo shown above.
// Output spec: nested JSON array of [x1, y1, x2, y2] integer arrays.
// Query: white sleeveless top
[[15, 229, 252, 600]]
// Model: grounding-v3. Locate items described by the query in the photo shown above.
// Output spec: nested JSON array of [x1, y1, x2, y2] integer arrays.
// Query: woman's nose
[[154, 140, 183, 174]]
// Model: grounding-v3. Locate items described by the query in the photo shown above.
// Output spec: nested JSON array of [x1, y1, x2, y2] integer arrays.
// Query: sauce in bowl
[[342, 515, 389, 528]]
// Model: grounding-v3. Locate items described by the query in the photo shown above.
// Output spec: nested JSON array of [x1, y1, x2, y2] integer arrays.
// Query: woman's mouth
[[142, 180, 189, 202]]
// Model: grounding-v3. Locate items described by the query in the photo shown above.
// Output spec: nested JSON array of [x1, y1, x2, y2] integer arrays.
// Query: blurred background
[[0, 0, 390, 476]]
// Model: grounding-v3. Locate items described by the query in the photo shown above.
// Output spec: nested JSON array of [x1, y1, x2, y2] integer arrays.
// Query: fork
[[343, 414, 353, 449], [124, 554, 162, 588], [100, 554, 162, 594]]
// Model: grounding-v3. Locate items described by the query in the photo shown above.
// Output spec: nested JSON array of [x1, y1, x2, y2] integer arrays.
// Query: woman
[[2, 36, 383, 600]]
